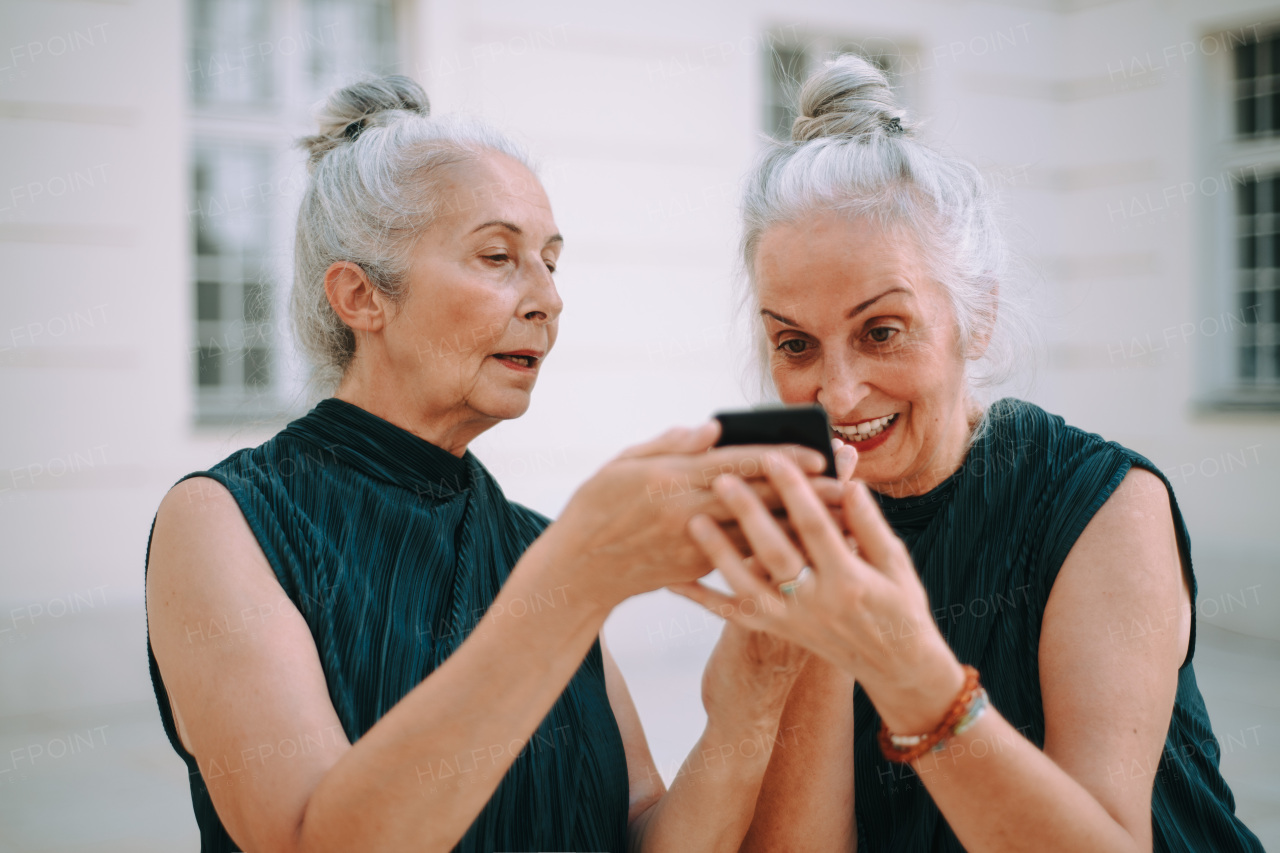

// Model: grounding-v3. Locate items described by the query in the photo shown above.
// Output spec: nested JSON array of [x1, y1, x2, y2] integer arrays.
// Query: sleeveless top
[[144, 398, 630, 853], [853, 398, 1263, 852]]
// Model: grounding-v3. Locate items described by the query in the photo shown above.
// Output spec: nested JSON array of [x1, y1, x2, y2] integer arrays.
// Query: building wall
[[0, 0, 1275, 848]]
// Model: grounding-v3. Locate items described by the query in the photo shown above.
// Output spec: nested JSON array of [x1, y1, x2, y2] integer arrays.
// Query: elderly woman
[[674, 56, 1264, 851], [144, 76, 850, 853]]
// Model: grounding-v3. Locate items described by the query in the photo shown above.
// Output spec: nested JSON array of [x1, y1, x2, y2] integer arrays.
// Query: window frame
[[760, 29, 919, 142], [1197, 23, 1280, 411], [186, 0, 404, 427]]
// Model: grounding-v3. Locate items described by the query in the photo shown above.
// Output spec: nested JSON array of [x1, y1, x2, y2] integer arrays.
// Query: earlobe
[[324, 261, 386, 333]]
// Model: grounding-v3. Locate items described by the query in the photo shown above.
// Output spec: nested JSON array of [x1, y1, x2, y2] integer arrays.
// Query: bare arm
[[740, 655, 856, 852], [148, 428, 832, 852], [674, 459, 1190, 853], [910, 467, 1190, 852], [148, 477, 609, 853], [605, 628, 809, 853]]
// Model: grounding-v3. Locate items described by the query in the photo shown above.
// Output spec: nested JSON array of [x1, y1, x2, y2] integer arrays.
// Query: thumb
[[833, 439, 858, 483]]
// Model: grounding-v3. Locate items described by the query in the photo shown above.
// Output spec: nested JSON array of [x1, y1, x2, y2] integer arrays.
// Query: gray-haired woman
[[675, 55, 1264, 851], [145, 76, 854, 853]]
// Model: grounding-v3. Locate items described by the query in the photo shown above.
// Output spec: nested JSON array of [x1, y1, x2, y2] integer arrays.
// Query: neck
[[333, 362, 496, 458]]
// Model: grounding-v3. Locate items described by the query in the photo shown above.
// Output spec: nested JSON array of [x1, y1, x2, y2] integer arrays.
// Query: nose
[[520, 262, 563, 324], [815, 354, 870, 417]]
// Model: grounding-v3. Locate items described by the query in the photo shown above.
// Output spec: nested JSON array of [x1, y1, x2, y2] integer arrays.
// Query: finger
[[761, 452, 863, 578], [741, 554, 775, 583], [708, 474, 808, 584], [616, 421, 721, 460], [833, 440, 858, 483], [698, 443, 827, 481], [666, 581, 737, 617], [842, 480, 908, 577], [808, 476, 848, 508], [687, 513, 780, 601]]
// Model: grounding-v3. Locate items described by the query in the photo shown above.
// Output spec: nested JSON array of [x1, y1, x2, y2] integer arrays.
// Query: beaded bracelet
[[877, 665, 987, 763]]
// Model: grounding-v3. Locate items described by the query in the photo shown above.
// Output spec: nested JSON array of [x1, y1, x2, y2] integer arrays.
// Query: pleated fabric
[[853, 398, 1263, 852], [144, 397, 630, 853]]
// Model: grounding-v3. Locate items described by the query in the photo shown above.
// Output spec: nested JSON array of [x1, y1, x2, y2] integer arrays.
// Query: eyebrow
[[471, 219, 564, 247], [760, 286, 911, 327]]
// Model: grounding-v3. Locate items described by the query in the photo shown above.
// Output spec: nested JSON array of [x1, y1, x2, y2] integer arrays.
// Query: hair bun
[[790, 55, 914, 143], [300, 75, 431, 169]]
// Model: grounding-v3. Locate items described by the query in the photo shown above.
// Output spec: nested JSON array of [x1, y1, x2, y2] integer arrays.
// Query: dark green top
[[144, 397, 630, 852], [855, 398, 1263, 852]]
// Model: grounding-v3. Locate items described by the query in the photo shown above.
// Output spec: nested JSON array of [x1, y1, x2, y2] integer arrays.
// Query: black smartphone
[[713, 404, 837, 477]]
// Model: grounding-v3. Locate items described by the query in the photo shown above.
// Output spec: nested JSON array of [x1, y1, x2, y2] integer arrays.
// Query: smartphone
[[713, 404, 837, 477]]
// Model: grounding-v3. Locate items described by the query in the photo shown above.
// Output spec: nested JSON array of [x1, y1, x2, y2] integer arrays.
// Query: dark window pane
[[1270, 36, 1280, 74], [1241, 233, 1257, 268], [196, 281, 221, 321], [768, 46, 808, 139], [192, 145, 272, 258], [1236, 41, 1257, 79], [1238, 96, 1257, 136], [243, 281, 270, 323], [1240, 345, 1257, 380], [1238, 179, 1256, 215], [1241, 290, 1260, 322], [197, 346, 223, 387], [244, 347, 270, 388]]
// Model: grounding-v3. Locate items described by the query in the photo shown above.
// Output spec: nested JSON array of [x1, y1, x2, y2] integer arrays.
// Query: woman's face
[[754, 211, 974, 497], [380, 153, 563, 433]]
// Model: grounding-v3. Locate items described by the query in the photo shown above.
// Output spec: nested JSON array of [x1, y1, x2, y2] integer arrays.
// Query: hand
[[543, 423, 836, 610], [700, 604, 811, 733], [671, 453, 965, 736]]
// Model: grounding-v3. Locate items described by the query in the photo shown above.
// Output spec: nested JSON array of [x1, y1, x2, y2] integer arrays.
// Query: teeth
[[496, 354, 534, 367], [833, 413, 898, 443]]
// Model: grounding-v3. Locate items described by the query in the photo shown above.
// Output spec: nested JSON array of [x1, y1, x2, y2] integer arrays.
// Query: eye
[[776, 338, 809, 355], [482, 253, 510, 264], [867, 326, 899, 344], [544, 259, 557, 273]]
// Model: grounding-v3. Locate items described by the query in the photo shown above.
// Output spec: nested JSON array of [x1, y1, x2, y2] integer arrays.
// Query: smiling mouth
[[831, 413, 899, 443], [492, 353, 539, 369]]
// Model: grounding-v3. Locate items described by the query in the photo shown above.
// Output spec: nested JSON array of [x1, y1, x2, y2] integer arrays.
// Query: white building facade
[[1, 0, 1276, 847]]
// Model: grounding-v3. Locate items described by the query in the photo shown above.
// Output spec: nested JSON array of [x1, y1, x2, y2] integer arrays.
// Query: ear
[[324, 261, 388, 334], [967, 279, 999, 360]]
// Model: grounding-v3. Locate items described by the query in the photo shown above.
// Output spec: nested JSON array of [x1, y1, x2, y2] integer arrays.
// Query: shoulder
[[1044, 463, 1191, 665], [983, 398, 1126, 473], [984, 399, 1177, 529]]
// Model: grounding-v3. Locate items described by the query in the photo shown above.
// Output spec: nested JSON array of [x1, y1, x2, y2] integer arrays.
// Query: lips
[[491, 350, 543, 371], [832, 413, 898, 442], [831, 412, 900, 451]]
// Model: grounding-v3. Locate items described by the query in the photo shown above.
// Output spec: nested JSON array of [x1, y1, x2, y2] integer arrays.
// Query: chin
[[478, 391, 533, 422]]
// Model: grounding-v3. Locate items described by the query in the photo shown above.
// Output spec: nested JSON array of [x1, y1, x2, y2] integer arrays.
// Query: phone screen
[[712, 405, 837, 477]]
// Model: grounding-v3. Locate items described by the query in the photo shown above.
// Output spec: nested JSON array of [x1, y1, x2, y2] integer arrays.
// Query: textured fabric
[[144, 397, 630, 853], [852, 398, 1263, 852]]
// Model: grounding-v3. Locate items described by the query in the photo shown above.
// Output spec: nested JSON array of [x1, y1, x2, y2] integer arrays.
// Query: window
[[762, 33, 915, 140], [188, 0, 399, 425], [1202, 26, 1280, 409]]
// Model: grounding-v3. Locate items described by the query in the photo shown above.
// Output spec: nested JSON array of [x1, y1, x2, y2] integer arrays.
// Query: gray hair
[[740, 54, 1034, 410], [292, 75, 533, 393]]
